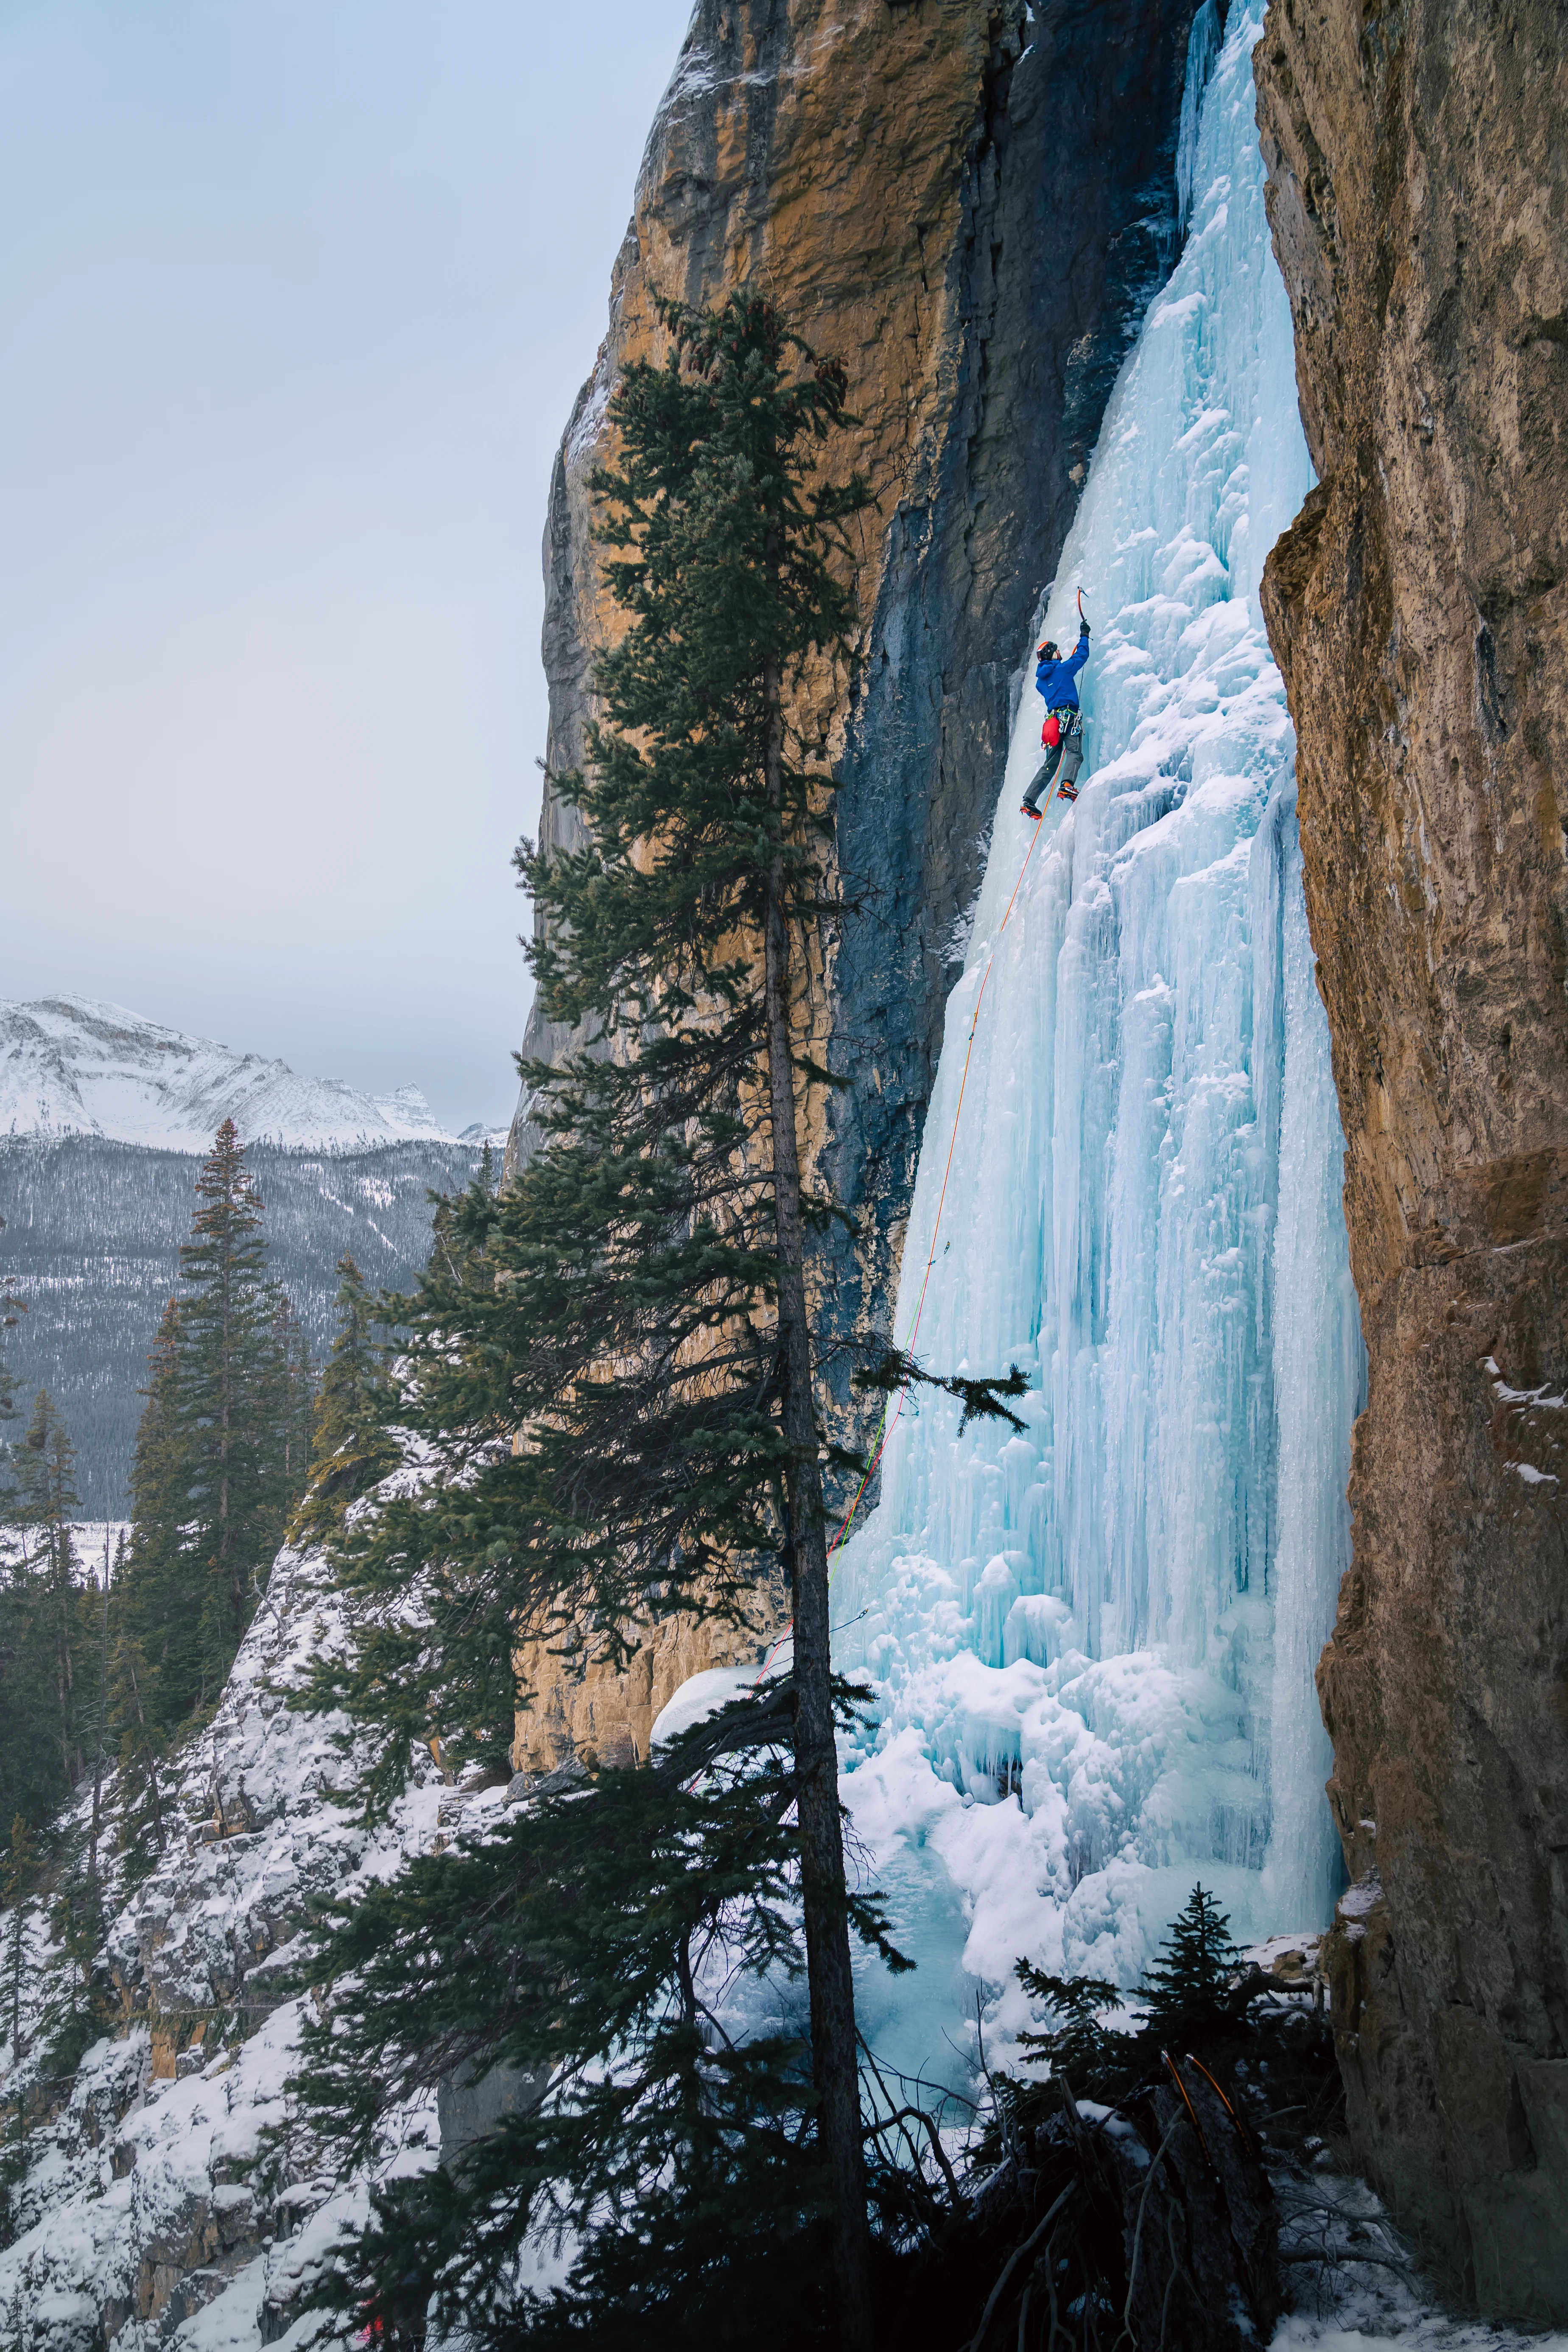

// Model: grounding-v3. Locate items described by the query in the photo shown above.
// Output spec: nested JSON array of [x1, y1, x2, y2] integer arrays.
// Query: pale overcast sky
[[0, 0, 694, 1131]]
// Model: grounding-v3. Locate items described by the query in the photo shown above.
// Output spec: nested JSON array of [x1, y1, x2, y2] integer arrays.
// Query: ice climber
[[1020, 606, 1090, 817]]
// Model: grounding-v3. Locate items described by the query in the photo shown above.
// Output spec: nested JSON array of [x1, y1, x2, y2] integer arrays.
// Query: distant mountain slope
[[0, 1133, 484, 1516], [0, 996, 504, 1513], [0, 993, 458, 1151]]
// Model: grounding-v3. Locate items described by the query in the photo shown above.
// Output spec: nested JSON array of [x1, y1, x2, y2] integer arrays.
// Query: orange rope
[[749, 809, 1046, 1690]]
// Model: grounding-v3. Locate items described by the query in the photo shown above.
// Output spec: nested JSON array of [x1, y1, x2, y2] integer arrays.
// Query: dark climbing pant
[[1022, 713, 1084, 811]]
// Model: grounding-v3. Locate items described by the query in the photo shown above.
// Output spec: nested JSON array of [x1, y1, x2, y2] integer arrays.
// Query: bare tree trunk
[[126, 1656, 165, 1852], [88, 1529, 110, 1896], [761, 652, 872, 2352]]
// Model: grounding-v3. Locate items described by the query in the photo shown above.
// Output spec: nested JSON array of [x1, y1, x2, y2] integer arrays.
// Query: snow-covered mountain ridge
[[0, 996, 489, 1154]]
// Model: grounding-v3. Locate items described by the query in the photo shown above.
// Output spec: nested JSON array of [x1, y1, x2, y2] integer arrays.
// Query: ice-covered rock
[[835, 5, 1365, 2087]]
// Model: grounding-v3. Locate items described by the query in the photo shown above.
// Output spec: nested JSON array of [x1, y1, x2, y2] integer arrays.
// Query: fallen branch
[[962, 2180, 1078, 2352]]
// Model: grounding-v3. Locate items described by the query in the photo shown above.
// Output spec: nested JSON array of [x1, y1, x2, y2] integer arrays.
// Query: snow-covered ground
[[0, 1547, 1550, 2349], [0, 995, 479, 1152], [0, 1538, 461, 2351], [1275, 2292, 1568, 2352]]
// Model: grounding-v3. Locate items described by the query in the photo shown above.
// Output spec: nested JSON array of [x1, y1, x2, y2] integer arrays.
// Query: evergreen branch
[[853, 1348, 1031, 1435]]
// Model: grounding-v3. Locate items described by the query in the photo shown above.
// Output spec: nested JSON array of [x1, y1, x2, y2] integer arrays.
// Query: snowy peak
[[0, 994, 455, 1152]]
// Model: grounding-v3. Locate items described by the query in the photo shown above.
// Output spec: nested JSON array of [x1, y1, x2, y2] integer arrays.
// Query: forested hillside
[[0, 1135, 483, 1513]]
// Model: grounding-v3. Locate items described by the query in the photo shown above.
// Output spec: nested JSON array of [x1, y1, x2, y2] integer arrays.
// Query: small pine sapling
[[1003, 1882, 1259, 2146], [1138, 1881, 1251, 2050], [1015, 1966, 1131, 2099]]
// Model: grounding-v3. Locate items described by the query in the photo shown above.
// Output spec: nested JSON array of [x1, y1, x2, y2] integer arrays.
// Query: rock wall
[[1255, 0, 1568, 2321], [510, 0, 1203, 1770]]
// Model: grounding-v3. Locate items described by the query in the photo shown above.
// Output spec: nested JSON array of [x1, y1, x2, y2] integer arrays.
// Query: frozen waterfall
[[836, 6, 1365, 2076]]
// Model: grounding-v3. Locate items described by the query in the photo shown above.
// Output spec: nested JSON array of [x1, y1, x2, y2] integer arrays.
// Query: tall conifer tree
[[178, 1120, 281, 1678], [1, 1393, 92, 1826], [0, 1212, 21, 1473], [270, 1291, 316, 1522], [22, 1393, 83, 1793], [117, 1131, 312, 1740], [0, 1230, 37, 1832], [291, 1253, 391, 1544], [116, 1300, 198, 1727], [308, 289, 892, 2342]]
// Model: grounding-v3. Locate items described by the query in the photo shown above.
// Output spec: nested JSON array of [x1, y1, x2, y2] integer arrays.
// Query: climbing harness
[[1021, 591, 1090, 817]]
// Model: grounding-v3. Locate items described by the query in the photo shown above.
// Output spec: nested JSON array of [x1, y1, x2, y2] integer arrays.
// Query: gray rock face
[[1254, 0, 1568, 2320], [511, 0, 1205, 1452], [818, 0, 1205, 1424]]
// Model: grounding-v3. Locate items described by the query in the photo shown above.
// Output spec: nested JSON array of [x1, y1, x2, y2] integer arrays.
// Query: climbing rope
[[746, 801, 1050, 1699], [822, 808, 1044, 1572]]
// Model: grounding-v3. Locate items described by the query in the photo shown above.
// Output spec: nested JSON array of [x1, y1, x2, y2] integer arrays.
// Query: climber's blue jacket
[[1035, 628, 1090, 710]]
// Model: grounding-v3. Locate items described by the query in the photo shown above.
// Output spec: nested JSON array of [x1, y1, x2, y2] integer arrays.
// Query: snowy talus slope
[[0, 996, 458, 1151], [0, 1539, 458, 2352], [835, 6, 1367, 2084]]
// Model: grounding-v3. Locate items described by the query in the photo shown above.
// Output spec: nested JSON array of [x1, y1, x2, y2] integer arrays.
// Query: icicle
[[839, 8, 1363, 2086], [1176, 0, 1223, 237]]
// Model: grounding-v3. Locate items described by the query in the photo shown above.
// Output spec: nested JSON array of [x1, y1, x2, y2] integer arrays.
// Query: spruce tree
[[0, 1815, 35, 2247], [0, 1546, 57, 1840], [1004, 1885, 1259, 2143], [291, 1253, 392, 1545], [271, 1290, 316, 1521], [115, 1300, 201, 1729], [108, 1626, 170, 1884], [0, 1231, 42, 1837], [302, 294, 1025, 2343], [173, 1121, 291, 1695], [0, 1211, 21, 1481], [1138, 1882, 1247, 2047], [113, 1134, 307, 1784], [83, 1531, 114, 1900], [1013, 1967, 1129, 2103], [1, 1816, 34, 2059], [12, 1392, 87, 1801], [307, 289, 889, 2342]]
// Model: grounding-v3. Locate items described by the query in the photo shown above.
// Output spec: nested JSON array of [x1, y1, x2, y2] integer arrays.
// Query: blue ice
[[836, 5, 1366, 2087]]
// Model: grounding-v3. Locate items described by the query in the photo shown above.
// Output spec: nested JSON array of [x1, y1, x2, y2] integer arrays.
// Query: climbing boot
[[1057, 780, 1079, 803], [1020, 800, 1043, 820]]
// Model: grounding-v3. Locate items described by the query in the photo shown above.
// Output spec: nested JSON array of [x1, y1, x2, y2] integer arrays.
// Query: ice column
[[837, 8, 1364, 2051]]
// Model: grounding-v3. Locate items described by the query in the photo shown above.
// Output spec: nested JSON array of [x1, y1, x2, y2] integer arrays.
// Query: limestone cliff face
[[1255, 0, 1568, 2320], [509, 0, 1202, 1771]]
